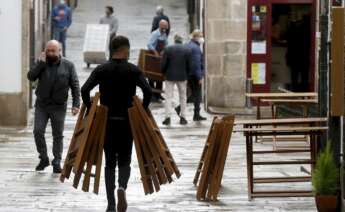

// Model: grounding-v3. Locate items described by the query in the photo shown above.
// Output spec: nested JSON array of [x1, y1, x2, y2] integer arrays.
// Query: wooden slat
[[245, 92, 317, 98], [253, 176, 311, 183], [193, 117, 217, 186], [253, 160, 314, 165], [93, 105, 108, 194], [60, 104, 86, 182], [234, 117, 327, 126], [128, 107, 153, 194]]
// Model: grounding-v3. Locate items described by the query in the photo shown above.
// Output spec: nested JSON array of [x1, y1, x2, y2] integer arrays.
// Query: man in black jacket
[[27, 40, 80, 173], [161, 34, 192, 125], [151, 5, 170, 36], [81, 36, 152, 212]]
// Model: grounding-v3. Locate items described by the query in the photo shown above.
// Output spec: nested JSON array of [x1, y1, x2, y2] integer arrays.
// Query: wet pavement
[[0, 0, 317, 211]]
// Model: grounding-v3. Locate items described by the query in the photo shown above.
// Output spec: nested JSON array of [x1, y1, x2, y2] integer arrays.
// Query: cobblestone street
[[0, 0, 317, 211]]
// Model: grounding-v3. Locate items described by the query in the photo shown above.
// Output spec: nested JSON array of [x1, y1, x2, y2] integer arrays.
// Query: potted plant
[[312, 142, 339, 212]]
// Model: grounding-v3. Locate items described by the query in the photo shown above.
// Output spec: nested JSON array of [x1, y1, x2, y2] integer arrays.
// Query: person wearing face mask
[[27, 40, 80, 173], [99, 6, 119, 57], [147, 20, 169, 102], [52, 0, 72, 57], [182, 29, 207, 121], [81, 36, 152, 212]]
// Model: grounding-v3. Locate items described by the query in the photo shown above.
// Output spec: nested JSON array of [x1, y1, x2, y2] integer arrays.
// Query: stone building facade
[[204, 0, 247, 111]]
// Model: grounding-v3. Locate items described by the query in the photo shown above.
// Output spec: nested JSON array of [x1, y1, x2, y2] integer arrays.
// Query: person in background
[[161, 34, 192, 125], [151, 5, 170, 36], [81, 36, 152, 212], [100, 5, 119, 57], [147, 20, 169, 102], [27, 40, 80, 173], [52, 0, 72, 57], [185, 29, 207, 121]]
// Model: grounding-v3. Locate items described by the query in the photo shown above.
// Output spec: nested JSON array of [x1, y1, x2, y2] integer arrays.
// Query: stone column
[[204, 0, 247, 109], [0, 0, 30, 126]]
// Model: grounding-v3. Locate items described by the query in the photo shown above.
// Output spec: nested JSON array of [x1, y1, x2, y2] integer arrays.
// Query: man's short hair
[[174, 34, 183, 43], [156, 5, 164, 14], [106, 6, 114, 14], [110, 35, 130, 53]]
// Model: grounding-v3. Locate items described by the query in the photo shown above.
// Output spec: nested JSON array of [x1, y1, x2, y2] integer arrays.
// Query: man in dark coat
[[81, 36, 152, 212], [151, 5, 170, 36], [187, 30, 207, 121], [27, 40, 80, 173], [161, 34, 192, 125]]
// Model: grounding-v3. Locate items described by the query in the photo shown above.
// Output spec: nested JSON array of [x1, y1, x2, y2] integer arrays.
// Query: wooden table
[[245, 92, 318, 119], [234, 118, 328, 200]]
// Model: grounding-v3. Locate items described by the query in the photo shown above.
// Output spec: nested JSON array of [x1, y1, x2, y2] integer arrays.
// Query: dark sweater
[[81, 59, 152, 118], [161, 43, 192, 81]]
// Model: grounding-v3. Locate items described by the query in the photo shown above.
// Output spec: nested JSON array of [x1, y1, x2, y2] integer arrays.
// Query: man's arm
[[186, 49, 193, 76], [147, 32, 157, 50], [151, 16, 159, 32], [113, 17, 119, 34], [67, 8, 72, 28], [27, 61, 46, 81], [160, 48, 169, 74], [81, 67, 100, 109], [136, 71, 152, 109], [69, 63, 81, 108]]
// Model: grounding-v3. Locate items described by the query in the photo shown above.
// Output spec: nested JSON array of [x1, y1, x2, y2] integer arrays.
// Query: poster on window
[[251, 63, 266, 84]]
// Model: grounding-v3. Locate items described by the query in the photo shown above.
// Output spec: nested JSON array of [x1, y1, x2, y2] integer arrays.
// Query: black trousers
[[189, 77, 202, 114], [33, 105, 66, 165], [103, 118, 133, 189]]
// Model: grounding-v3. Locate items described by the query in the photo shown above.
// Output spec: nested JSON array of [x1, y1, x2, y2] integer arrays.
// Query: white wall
[[0, 0, 22, 93]]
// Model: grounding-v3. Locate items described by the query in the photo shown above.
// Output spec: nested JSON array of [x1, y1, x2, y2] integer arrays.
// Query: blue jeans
[[53, 27, 67, 56]]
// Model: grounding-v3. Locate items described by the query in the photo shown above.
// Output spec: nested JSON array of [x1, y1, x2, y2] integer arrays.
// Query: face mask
[[46, 55, 59, 64], [198, 37, 205, 44]]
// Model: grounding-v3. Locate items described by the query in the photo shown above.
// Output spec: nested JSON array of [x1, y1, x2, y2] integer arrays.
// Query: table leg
[[246, 134, 254, 200]]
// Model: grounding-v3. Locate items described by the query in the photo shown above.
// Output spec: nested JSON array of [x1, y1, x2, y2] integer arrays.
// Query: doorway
[[247, 0, 316, 93], [271, 4, 312, 92]]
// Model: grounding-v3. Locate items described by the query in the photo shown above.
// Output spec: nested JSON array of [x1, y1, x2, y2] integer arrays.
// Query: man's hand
[[72, 107, 80, 116], [63, 27, 68, 32], [39, 52, 46, 62]]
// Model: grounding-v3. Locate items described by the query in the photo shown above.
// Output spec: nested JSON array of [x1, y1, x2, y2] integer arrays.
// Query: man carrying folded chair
[[81, 36, 152, 212]]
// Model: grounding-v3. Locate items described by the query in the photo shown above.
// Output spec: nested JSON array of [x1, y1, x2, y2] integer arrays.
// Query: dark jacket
[[81, 59, 152, 118], [187, 40, 204, 80], [161, 43, 192, 81], [27, 58, 80, 108], [151, 14, 170, 35]]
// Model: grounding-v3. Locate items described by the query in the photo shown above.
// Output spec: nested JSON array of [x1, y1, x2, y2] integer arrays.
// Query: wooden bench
[[234, 118, 328, 200]]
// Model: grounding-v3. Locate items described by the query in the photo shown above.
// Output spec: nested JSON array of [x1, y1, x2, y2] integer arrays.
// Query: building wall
[[0, 0, 30, 126], [205, 0, 247, 108]]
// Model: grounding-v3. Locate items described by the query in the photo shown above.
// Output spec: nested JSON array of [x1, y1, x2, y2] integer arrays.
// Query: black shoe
[[53, 164, 62, 173], [35, 159, 50, 171], [117, 189, 127, 212], [175, 106, 181, 116], [158, 95, 165, 100], [193, 114, 207, 121], [180, 117, 188, 125], [162, 117, 171, 125]]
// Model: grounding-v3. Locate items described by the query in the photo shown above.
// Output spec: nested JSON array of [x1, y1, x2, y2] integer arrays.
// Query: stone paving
[[0, 0, 317, 211]]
